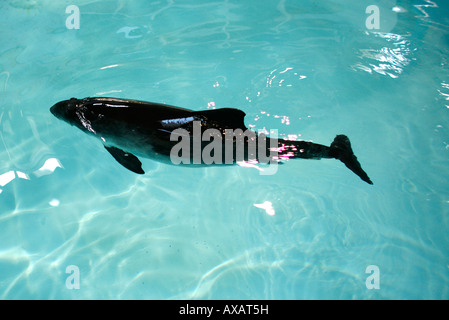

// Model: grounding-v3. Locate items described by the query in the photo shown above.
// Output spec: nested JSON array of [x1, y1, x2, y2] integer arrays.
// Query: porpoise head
[[50, 98, 82, 123], [50, 98, 98, 135]]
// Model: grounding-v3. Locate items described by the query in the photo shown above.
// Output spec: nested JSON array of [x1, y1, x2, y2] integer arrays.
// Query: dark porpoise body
[[50, 97, 372, 184]]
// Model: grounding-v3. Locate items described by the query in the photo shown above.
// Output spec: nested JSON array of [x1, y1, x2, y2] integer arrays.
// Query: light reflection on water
[[352, 32, 416, 78]]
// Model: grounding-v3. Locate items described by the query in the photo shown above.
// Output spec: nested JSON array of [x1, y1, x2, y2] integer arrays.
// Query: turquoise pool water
[[1, 0, 448, 299]]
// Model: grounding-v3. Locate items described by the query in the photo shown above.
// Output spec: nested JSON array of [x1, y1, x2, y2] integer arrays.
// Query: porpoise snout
[[50, 98, 78, 120]]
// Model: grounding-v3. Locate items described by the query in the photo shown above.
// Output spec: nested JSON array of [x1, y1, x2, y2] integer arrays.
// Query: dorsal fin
[[194, 108, 247, 130]]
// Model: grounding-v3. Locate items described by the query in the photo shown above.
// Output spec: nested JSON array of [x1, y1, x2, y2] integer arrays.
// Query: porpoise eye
[[86, 110, 102, 120]]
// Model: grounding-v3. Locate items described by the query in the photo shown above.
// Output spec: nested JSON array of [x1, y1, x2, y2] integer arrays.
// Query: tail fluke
[[330, 135, 373, 185]]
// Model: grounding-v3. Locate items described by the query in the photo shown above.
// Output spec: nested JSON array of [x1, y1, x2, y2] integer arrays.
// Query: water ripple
[[352, 32, 416, 78]]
